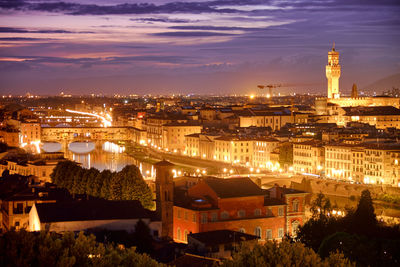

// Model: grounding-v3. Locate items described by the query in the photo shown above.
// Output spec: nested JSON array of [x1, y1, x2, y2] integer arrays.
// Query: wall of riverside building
[[291, 177, 400, 199]]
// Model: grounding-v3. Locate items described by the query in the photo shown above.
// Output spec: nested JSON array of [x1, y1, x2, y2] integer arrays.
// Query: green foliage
[[310, 193, 332, 220], [377, 193, 400, 205], [318, 232, 377, 266], [297, 190, 400, 266], [133, 220, 153, 254], [51, 161, 154, 209], [91, 220, 154, 255], [222, 240, 354, 267], [0, 230, 163, 267]]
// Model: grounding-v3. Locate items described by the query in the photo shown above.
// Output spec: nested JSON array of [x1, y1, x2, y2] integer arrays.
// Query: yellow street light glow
[[249, 94, 255, 99]]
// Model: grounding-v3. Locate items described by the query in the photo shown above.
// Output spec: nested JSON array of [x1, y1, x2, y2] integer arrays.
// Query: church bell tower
[[326, 43, 341, 98], [155, 160, 174, 239]]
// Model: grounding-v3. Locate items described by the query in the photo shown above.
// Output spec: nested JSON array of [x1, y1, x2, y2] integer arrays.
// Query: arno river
[[42, 141, 156, 177]]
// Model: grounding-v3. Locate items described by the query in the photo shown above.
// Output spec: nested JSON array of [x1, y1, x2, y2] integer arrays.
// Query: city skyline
[[0, 0, 399, 95]]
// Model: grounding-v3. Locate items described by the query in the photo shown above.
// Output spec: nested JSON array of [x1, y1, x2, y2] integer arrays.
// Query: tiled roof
[[343, 106, 400, 116], [264, 197, 286, 206], [203, 177, 265, 198], [35, 200, 157, 223]]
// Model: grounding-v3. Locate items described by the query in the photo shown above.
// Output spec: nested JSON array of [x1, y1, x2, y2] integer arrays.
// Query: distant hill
[[362, 73, 400, 92]]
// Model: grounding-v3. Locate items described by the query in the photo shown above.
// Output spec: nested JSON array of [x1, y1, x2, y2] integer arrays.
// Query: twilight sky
[[0, 0, 399, 96]]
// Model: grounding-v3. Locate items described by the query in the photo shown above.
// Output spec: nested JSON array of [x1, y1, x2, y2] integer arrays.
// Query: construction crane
[[257, 84, 282, 98]]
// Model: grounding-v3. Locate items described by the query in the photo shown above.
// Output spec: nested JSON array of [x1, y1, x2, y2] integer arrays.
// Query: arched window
[[254, 227, 262, 239], [293, 200, 299, 212], [184, 230, 188, 243], [239, 228, 245, 233], [237, 210, 246, 218], [177, 227, 181, 241], [292, 221, 299, 236], [221, 211, 229, 220]]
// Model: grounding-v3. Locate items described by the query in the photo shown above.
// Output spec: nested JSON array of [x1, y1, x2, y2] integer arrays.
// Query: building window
[[221, 211, 229, 220], [177, 209, 182, 219], [184, 211, 188, 220], [237, 210, 246, 218], [211, 212, 218, 222], [278, 207, 283, 216], [192, 213, 197, 222], [266, 229, 272, 240], [254, 227, 262, 239], [293, 200, 299, 212], [254, 209, 261, 216], [177, 228, 181, 240], [278, 228, 284, 238], [201, 213, 208, 224], [266, 208, 273, 216], [184, 230, 188, 242], [239, 228, 245, 233], [292, 221, 299, 236]]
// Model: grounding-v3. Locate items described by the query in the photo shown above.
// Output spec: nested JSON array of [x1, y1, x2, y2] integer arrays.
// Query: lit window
[[201, 213, 208, 224], [266, 229, 272, 240], [211, 212, 218, 222], [278, 228, 284, 238], [254, 227, 262, 239], [238, 210, 246, 218], [278, 207, 284, 216], [221, 211, 229, 219], [293, 200, 299, 212], [292, 221, 299, 236]]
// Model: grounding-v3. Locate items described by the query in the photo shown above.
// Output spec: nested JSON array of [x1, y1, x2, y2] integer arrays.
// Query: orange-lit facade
[[173, 178, 307, 243]]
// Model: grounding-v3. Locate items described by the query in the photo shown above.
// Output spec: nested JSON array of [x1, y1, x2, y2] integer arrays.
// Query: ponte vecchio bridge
[[41, 126, 143, 147]]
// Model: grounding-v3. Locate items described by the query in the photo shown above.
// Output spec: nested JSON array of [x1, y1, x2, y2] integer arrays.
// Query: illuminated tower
[[326, 43, 341, 98], [155, 159, 174, 239]]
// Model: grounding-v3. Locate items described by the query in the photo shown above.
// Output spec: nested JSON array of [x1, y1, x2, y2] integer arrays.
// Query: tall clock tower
[[326, 43, 341, 98]]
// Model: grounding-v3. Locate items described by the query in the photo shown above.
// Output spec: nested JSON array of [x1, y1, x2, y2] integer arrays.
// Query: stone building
[[172, 177, 307, 244]]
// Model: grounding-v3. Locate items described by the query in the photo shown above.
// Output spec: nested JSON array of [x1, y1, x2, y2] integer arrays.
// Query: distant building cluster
[[1, 44, 400, 264]]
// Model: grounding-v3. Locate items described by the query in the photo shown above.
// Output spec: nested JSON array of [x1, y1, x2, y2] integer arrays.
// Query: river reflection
[[42, 141, 155, 176]]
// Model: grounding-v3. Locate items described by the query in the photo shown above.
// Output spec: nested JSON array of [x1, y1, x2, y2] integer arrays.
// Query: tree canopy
[[0, 230, 163, 267], [296, 190, 400, 266], [222, 240, 354, 267], [50, 161, 154, 210]]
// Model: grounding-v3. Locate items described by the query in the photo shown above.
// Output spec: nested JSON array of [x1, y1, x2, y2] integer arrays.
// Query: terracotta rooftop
[[203, 177, 265, 198], [35, 200, 157, 223]]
